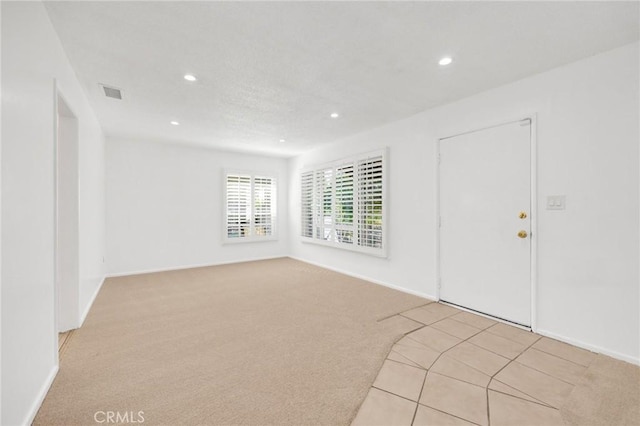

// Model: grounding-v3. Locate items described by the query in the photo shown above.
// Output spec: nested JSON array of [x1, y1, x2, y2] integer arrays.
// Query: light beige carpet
[[35, 258, 428, 425]]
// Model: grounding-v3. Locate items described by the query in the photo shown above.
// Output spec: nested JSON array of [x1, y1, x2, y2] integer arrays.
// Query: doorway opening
[[55, 91, 80, 340]]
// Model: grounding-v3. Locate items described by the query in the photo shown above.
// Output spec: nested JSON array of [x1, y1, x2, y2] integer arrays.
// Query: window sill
[[300, 237, 387, 258], [223, 236, 279, 245]]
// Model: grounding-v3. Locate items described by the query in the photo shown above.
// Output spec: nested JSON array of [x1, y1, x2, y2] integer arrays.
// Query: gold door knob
[[517, 230, 528, 239], [519, 211, 527, 219]]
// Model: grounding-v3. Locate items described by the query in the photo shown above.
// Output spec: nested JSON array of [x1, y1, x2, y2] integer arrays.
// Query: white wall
[[288, 42, 640, 364], [1, 2, 107, 425], [106, 138, 289, 275]]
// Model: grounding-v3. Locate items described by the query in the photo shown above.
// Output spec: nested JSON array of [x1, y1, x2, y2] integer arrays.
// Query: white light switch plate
[[547, 195, 566, 210]]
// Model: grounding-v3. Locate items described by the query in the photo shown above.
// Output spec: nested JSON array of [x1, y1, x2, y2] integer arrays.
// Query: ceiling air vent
[[100, 84, 122, 100]]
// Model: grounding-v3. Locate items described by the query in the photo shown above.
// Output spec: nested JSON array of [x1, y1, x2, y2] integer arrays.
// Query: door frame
[[53, 81, 81, 365], [435, 114, 538, 332]]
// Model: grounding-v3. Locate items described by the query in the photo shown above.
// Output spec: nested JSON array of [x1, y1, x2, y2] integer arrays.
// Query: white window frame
[[300, 148, 388, 257], [223, 170, 278, 243]]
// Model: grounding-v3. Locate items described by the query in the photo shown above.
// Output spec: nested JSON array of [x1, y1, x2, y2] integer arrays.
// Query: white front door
[[439, 119, 532, 326]]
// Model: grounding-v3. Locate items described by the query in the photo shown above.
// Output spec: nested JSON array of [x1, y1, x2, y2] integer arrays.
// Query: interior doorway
[[437, 118, 534, 327], [55, 92, 80, 333]]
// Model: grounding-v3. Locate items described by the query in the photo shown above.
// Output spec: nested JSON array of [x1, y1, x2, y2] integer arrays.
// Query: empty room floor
[[36, 258, 639, 425]]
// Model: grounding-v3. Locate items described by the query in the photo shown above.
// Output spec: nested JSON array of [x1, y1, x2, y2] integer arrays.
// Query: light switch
[[547, 195, 565, 210]]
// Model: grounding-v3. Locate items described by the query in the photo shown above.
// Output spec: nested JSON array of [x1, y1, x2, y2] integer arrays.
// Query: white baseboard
[[79, 275, 106, 327], [106, 256, 288, 278], [536, 328, 640, 366], [288, 256, 436, 302], [23, 365, 59, 426]]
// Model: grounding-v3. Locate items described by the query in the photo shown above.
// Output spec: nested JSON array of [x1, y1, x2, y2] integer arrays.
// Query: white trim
[[435, 114, 538, 329], [53, 80, 60, 367], [536, 328, 640, 366], [53, 81, 82, 334], [289, 256, 435, 302], [23, 365, 59, 426], [529, 114, 538, 332], [106, 256, 286, 278], [79, 275, 107, 326], [435, 138, 441, 299]]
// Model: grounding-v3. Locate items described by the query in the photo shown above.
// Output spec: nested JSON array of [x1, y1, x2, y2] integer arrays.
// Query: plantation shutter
[[315, 168, 333, 241], [253, 176, 275, 237], [357, 155, 383, 249], [334, 163, 354, 244], [301, 171, 314, 238], [226, 174, 252, 239]]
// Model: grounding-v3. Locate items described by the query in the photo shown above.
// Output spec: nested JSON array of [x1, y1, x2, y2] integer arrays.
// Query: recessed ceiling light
[[438, 57, 453, 66], [279, 139, 286, 143], [184, 74, 197, 82], [330, 113, 339, 118], [170, 121, 180, 126]]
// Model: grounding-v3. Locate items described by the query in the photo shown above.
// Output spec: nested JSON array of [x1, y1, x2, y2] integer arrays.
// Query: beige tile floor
[[353, 302, 640, 426]]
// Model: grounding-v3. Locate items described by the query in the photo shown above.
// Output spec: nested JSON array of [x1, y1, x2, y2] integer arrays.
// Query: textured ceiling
[[44, 1, 639, 157]]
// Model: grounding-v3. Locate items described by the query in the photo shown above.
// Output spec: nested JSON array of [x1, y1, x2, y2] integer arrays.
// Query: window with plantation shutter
[[357, 156, 383, 249], [300, 149, 386, 256], [300, 171, 314, 238], [225, 172, 277, 242], [253, 176, 275, 237], [316, 168, 333, 241], [226, 174, 251, 239], [335, 163, 354, 244]]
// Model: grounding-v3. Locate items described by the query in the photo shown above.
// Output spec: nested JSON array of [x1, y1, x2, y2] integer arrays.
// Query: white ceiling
[[45, 1, 639, 157]]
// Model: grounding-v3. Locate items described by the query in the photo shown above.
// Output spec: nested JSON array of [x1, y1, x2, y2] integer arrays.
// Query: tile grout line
[[408, 322, 488, 425], [402, 317, 519, 388], [511, 359, 581, 387], [482, 333, 560, 420], [418, 403, 484, 426], [464, 339, 526, 362], [483, 327, 540, 345], [384, 357, 425, 371], [411, 315, 533, 425], [371, 385, 420, 405], [488, 336, 541, 381], [410, 368, 429, 425], [525, 345, 592, 368], [528, 344, 595, 369], [428, 364, 489, 389], [429, 316, 486, 336], [388, 350, 425, 369], [377, 303, 435, 322], [422, 323, 492, 376], [486, 385, 491, 426], [489, 379, 555, 409], [483, 337, 539, 426], [447, 315, 496, 331], [409, 341, 453, 425]]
